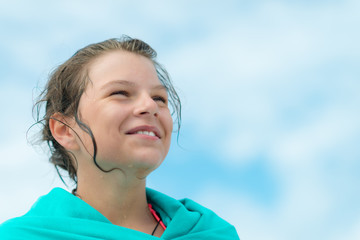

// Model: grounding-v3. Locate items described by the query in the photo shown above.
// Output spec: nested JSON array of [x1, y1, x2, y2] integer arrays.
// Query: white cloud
[[270, 103, 360, 168], [164, 0, 360, 167], [194, 179, 353, 240]]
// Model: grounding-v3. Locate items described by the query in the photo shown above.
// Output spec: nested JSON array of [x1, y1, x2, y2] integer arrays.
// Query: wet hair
[[34, 36, 181, 186]]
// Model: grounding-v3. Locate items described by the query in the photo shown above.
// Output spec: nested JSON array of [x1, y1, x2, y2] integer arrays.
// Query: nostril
[[139, 111, 158, 117]]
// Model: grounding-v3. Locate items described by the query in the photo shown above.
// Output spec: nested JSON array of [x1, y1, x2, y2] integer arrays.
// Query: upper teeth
[[135, 131, 156, 137]]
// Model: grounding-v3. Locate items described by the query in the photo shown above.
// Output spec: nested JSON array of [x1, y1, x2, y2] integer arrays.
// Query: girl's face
[[74, 50, 173, 176]]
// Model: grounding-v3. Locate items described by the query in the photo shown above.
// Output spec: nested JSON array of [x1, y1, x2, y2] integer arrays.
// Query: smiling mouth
[[126, 126, 161, 139]]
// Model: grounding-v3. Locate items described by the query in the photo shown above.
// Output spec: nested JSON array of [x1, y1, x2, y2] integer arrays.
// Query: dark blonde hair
[[34, 36, 181, 185]]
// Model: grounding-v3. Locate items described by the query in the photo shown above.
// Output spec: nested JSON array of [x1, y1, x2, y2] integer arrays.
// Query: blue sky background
[[1, 1, 360, 239]]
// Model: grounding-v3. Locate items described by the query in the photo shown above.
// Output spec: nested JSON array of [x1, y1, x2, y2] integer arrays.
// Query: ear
[[49, 113, 80, 151]]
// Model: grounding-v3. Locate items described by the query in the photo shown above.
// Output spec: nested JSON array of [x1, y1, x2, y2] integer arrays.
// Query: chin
[[129, 157, 164, 179], [133, 155, 164, 169], [132, 150, 165, 164], [94, 150, 166, 175], [134, 165, 160, 179]]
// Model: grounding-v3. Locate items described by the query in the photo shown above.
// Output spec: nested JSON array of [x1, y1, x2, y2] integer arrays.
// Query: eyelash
[[110, 91, 167, 104], [110, 90, 129, 97], [153, 96, 167, 103]]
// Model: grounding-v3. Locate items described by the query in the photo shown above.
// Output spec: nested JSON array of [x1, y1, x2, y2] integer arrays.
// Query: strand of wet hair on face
[[73, 111, 126, 176], [155, 65, 182, 133], [48, 113, 126, 176], [49, 115, 126, 192], [155, 65, 184, 148]]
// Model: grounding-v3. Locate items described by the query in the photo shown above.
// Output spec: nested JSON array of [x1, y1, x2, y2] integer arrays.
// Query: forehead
[[87, 50, 162, 89]]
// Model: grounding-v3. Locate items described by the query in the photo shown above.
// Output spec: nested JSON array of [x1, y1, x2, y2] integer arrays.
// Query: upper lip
[[125, 125, 161, 138]]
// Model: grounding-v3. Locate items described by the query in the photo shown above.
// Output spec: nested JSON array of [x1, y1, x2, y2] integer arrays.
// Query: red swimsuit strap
[[148, 203, 166, 230]]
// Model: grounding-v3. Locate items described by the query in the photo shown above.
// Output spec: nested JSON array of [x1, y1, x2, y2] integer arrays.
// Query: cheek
[[163, 110, 174, 133], [164, 113, 173, 148]]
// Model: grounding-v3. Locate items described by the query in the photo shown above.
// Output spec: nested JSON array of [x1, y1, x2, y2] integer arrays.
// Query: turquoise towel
[[0, 188, 239, 239]]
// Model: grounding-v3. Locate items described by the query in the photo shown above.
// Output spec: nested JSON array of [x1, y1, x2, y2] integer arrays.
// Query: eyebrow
[[101, 80, 167, 91], [100, 80, 135, 90]]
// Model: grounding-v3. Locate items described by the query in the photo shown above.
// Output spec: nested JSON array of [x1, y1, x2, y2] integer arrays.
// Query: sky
[[0, 0, 360, 239]]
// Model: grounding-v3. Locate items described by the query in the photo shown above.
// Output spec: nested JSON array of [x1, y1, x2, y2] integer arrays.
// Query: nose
[[133, 93, 159, 117]]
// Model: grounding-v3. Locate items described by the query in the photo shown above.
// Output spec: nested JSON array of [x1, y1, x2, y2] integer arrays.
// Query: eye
[[153, 95, 167, 104], [110, 90, 129, 97]]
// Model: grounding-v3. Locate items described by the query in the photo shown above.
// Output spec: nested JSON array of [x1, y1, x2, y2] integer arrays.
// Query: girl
[[0, 36, 239, 239]]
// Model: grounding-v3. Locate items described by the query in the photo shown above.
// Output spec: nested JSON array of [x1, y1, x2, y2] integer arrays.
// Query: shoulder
[[0, 216, 32, 239], [0, 188, 73, 239]]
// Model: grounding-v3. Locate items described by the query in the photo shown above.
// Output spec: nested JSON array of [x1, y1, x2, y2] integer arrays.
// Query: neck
[[76, 167, 159, 234]]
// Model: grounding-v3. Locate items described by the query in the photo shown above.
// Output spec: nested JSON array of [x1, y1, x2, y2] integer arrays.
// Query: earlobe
[[49, 113, 79, 151]]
